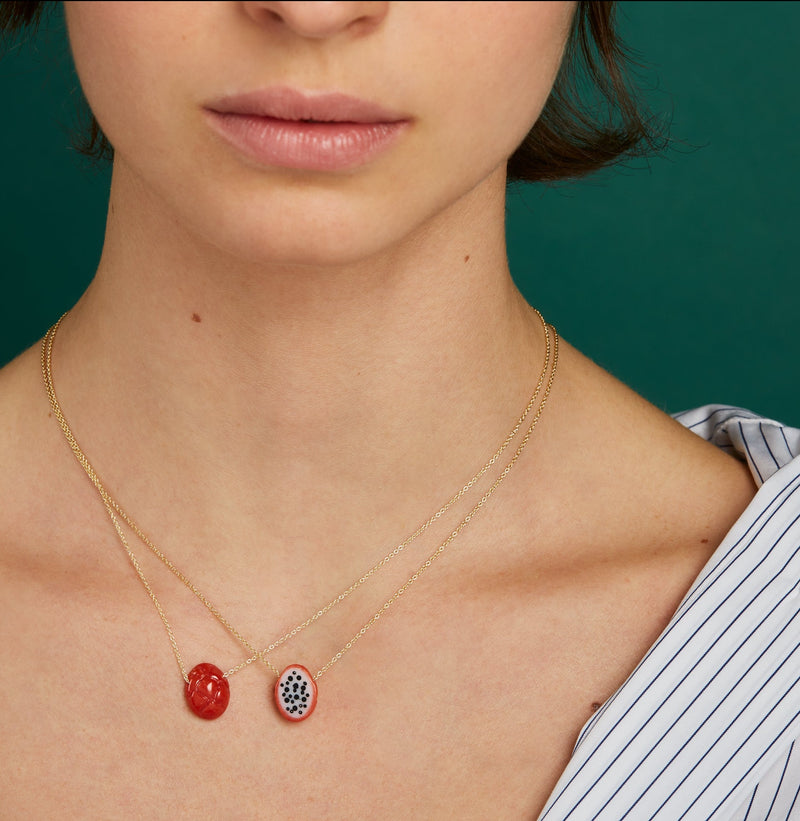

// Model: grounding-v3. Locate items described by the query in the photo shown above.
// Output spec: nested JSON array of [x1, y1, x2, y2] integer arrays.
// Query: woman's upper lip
[[205, 86, 409, 124]]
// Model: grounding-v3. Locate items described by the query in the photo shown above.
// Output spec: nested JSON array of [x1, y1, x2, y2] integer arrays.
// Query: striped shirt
[[537, 405, 800, 821]]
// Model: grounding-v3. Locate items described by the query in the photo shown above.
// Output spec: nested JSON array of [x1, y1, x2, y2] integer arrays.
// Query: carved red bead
[[274, 665, 317, 721], [185, 663, 230, 720]]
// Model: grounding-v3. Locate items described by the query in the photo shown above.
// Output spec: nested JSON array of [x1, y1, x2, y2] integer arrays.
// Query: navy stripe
[[780, 425, 792, 456], [742, 784, 758, 820], [740, 420, 766, 484], [761, 422, 782, 471], [765, 742, 794, 817], [785, 777, 800, 820]]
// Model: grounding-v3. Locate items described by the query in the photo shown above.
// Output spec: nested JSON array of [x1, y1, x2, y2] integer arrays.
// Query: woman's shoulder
[[545, 343, 762, 546], [673, 403, 800, 487], [665, 403, 800, 596], [0, 343, 90, 574], [0, 346, 47, 536]]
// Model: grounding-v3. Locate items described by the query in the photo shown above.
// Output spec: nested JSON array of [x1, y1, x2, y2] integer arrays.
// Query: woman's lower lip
[[204, 110, 408, 171]]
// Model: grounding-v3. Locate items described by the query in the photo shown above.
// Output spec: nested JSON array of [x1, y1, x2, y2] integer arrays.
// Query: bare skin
[[0, 2, 756, 818]]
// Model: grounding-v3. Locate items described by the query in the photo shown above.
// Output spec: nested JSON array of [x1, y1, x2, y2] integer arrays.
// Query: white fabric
[[537, 405, 800, 821]]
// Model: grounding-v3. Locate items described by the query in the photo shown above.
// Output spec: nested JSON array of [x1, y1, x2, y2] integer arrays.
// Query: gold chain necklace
[[42, 311, 558, 722]]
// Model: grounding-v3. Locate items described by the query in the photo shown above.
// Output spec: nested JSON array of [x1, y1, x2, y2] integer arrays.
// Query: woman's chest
[[1, 544, 700, 820]]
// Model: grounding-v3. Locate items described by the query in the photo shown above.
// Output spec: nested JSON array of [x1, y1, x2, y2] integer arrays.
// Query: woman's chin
[[196, 212, 406, 269]]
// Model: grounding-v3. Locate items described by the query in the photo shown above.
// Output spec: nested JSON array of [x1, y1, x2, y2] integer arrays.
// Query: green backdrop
[[2, 2, 798, 421]]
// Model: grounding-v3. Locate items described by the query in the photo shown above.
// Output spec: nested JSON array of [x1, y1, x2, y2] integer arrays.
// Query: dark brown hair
[[0, 0, 662, 182]]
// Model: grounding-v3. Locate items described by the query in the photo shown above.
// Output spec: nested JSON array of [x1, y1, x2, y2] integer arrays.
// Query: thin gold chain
[[102, 497, 194, 680], [46, 309, 551, 675], [42, 311, 557, 682]]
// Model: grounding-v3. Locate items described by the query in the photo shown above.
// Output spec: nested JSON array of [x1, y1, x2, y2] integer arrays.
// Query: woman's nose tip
[[242, 2, 389, 39]]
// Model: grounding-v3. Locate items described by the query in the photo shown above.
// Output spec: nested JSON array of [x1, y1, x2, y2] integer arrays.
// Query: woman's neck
[[52, 157, 546, 577]]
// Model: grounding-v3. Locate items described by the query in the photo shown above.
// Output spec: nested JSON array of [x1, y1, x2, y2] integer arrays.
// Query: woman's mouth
[[204, 86, 411, 171]]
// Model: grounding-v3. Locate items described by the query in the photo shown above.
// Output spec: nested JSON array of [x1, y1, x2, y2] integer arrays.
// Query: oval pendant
[[185, 662, 230, 720], [274, 665, 317, 722]]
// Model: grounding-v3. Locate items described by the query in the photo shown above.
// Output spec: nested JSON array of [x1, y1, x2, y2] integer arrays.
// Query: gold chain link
[[42, 310, 557, 683]]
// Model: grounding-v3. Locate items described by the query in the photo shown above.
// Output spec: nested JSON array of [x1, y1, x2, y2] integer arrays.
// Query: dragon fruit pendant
[[274, 665, 318, 721]]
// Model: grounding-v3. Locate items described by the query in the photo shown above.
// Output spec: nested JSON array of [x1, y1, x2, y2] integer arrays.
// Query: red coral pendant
[[274, 665, 317, 721], [185, 663, 230, 719]]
